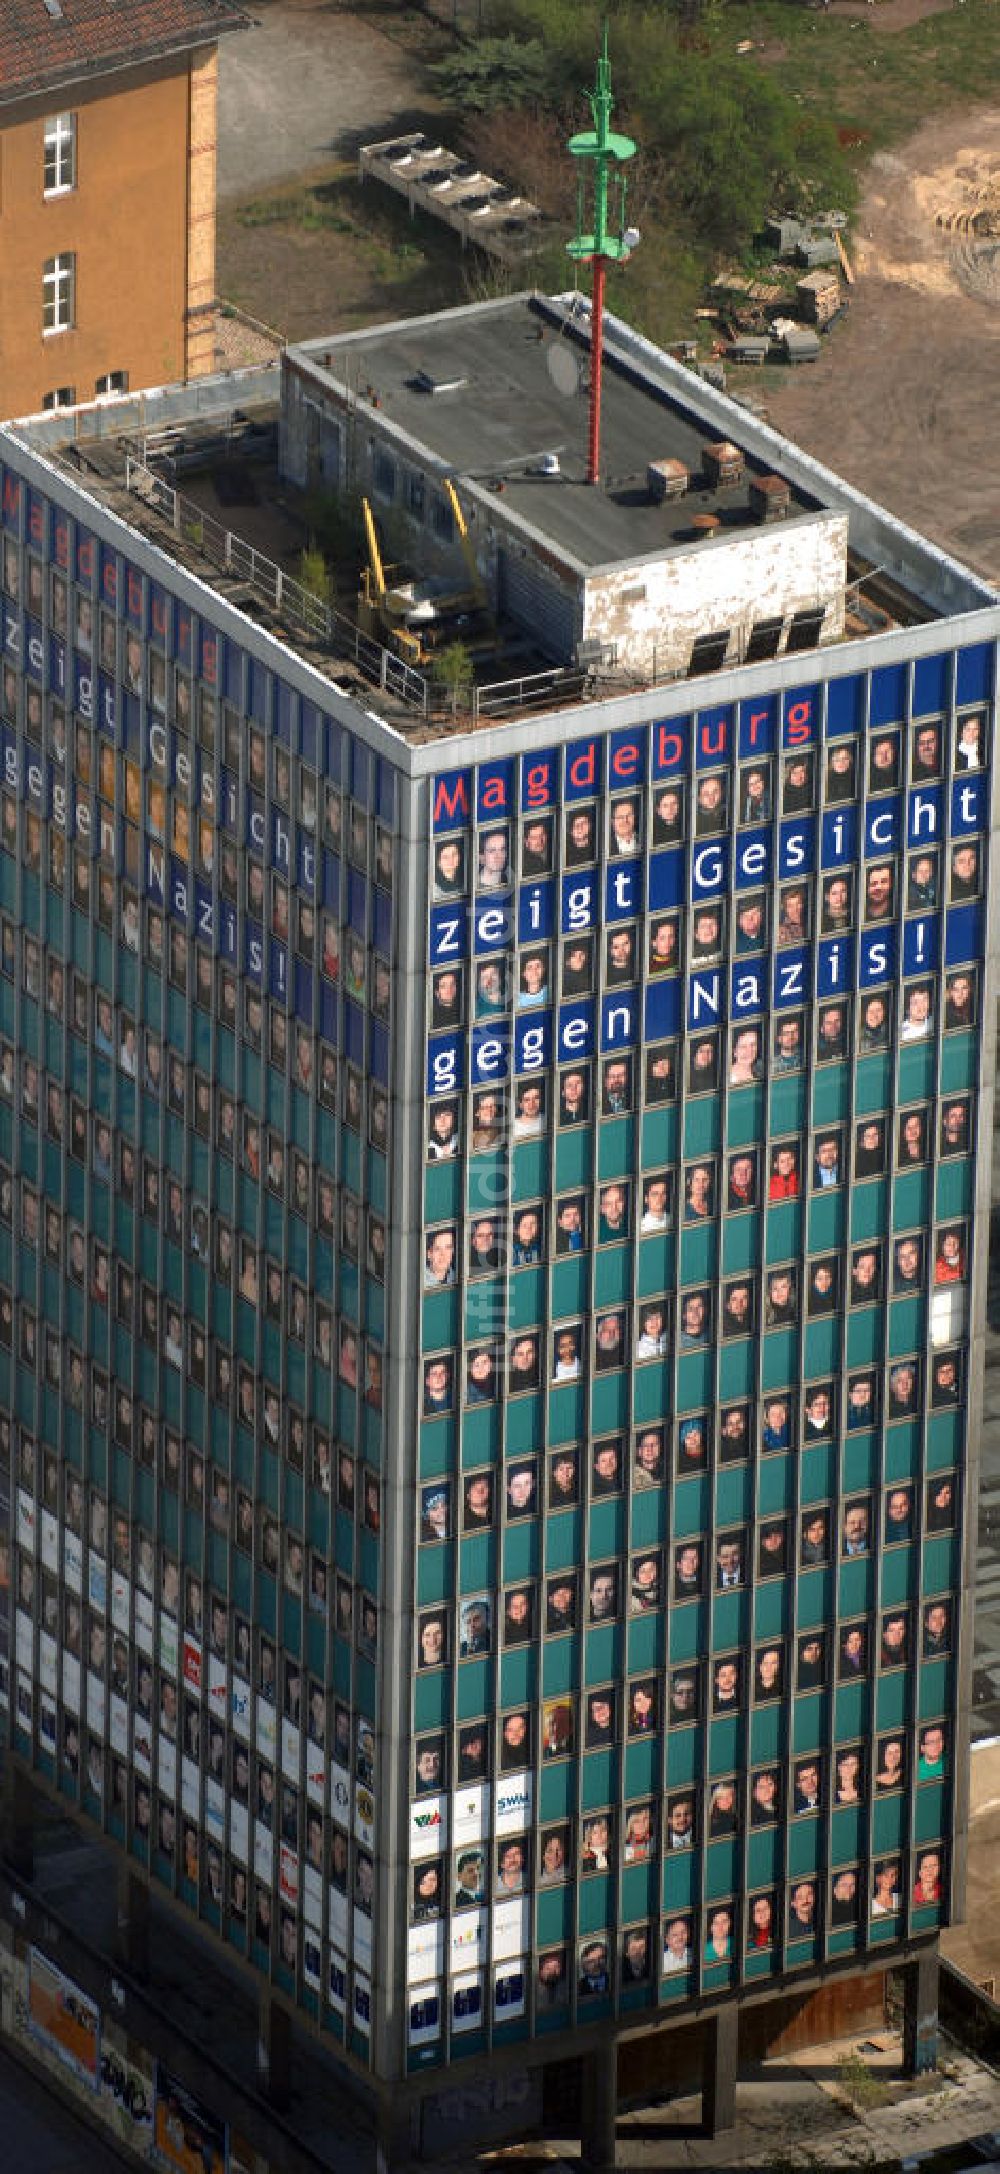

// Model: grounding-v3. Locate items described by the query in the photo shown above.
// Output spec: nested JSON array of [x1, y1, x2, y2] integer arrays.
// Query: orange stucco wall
[[0, 53, 217, 420]]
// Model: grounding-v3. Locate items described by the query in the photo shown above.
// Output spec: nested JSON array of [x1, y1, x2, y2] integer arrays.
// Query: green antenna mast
[[566, 24, 637, 486]]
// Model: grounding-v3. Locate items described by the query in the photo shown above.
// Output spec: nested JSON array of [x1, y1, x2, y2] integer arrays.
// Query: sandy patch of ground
[[853, 131, 1000, 297], [764, 108, 1000, 580]]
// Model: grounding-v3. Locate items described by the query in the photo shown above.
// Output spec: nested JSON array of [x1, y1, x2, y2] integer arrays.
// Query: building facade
[[411, 676, 986, 2056], [0, 0, 246, 422], [0, 300, 996, 2150]]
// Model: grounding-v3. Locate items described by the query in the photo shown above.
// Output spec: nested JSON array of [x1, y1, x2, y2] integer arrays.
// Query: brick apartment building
[[0, 0, 247, 421]]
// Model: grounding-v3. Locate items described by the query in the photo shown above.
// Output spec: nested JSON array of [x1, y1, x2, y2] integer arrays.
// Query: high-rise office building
[[0, 294, 994, 2158]]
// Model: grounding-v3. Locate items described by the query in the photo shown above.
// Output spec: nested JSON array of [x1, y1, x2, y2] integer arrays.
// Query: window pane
[[43, 112, 76, 194], [42, 254, 75, 333]]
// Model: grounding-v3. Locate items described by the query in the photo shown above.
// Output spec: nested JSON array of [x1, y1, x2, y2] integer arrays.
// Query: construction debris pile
[[703, 212, 853, 375]]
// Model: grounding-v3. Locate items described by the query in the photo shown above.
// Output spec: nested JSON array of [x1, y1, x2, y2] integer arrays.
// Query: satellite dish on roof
[[546, 343, 580, 397]]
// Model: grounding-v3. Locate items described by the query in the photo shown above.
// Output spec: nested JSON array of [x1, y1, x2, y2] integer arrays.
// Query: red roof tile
[[0, 0, 250, 105]]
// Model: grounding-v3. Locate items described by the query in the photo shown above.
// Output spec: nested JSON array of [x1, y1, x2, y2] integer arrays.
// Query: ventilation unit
[[647, 458, 688, 503], [749, 474, 791, 524], [704, 441, 745, 489], [413, 369, 469, 396]]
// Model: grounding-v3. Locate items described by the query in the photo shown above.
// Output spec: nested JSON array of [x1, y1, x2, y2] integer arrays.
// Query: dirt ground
[[764, 107, 1000, 581], [215, 168, 472, 345]]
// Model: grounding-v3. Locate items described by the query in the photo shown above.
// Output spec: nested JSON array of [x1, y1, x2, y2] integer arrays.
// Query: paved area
[[537, 2035, 1000, 2169], [216, 0, 439, 202]]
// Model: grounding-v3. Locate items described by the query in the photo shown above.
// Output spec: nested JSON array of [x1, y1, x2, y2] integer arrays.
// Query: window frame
[[42, 252, 76, 335], [43, 111, 76, 197]]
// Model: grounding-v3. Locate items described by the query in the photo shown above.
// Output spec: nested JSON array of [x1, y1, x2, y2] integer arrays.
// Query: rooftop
[[294, 293, 824, 576], [0, 0, 249, 107], [8, 293, 998, 737]]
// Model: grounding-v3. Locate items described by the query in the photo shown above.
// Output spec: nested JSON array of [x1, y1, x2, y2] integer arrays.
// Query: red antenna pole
[[588, 256, 606, 488]]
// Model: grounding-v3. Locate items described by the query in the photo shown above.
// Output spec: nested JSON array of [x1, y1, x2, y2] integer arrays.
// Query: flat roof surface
[[0, 0, 249, 105], [302, 294, 822, 574]]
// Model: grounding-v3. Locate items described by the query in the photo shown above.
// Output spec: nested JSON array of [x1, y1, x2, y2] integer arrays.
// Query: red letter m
[[433, 773, 470, 826]]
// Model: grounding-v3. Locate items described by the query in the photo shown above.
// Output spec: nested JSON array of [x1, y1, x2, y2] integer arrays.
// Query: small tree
[[299, 546, 331, 607], [836, 2049, 890, 2111], [431, 35, 552, 114], [431, 640, 474, 715]]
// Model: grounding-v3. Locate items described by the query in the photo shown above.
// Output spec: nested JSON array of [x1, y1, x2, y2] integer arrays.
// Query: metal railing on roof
[[119, 463, 839, 731], [122, 457, 430, 716], [472, 664, 588, 721]]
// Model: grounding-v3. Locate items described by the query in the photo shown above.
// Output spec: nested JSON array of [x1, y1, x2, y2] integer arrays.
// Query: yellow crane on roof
[[442, 477, 490, 615], [358, 486, 494, 665], [358, 498, 424, 665], [362, 498, 387, 600]]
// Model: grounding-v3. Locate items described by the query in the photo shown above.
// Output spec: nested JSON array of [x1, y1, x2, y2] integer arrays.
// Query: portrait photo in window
[[506, 1461, 537, 1521], [719, 1401, 752, 1464], [470, 1090, 504, 1152], [726, 1151, 757, 1211], [548, 1449, 579, 1508], [604, 924, 636, 988], [562, 935, 594, 996], [734, 891, 768, 953], [773, 1011, 804, 1072], [564, 804, 596, 867], [694, 771, 728, 836], [722, 1277, 755, 1340], [677, 1412, 710, 1474], [633, 1425, 664, 1488], [687, 1032, 719, 1094], [738, 761, 771, 825], [651, 782, 684, 845], [520, 813, 553, 876], [945, 967, 977, 1033], [757, 1519, 787, 1578], [558, 1064, 591, 1125]]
